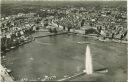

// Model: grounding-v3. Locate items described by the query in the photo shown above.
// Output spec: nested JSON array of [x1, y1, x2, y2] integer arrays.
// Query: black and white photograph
[[0, 0, 127, 82]]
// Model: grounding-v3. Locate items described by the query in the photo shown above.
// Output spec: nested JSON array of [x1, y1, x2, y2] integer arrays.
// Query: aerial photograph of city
[[0, 0, 127, 82]]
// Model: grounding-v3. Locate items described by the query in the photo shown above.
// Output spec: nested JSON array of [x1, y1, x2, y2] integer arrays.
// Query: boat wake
[[35, 40, 53, 45]]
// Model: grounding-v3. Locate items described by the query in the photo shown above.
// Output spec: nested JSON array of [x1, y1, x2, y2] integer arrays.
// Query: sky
[[1, 0, 126, 4], [1, 0, 126, 1]]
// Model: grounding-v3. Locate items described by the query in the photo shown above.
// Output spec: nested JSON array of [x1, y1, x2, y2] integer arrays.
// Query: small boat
[[77, 42, 90, 44]]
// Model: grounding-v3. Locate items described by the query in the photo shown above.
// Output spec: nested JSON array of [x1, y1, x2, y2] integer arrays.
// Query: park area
[[1, 31, 127, 82]]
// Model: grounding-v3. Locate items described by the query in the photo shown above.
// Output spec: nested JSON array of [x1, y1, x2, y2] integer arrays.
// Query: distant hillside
[[1, 1, 127, 17], [1, 0, 127, 7]]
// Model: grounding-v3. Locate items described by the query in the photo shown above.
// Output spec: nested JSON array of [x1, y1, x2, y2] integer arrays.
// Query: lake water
[[2, 33, 127, 81]]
